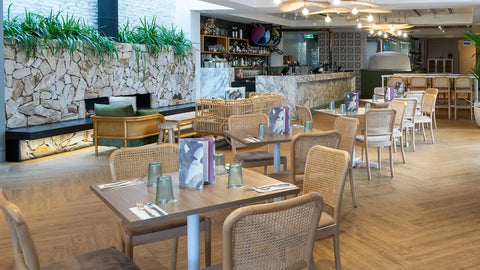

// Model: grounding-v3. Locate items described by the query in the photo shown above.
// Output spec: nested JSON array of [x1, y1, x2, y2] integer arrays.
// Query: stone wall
[[4, 44, 196, 128]]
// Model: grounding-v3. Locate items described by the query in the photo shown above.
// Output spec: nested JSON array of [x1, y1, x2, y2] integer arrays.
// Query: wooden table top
[[223, 126, 306, 146], [91, 170, 300, 227]]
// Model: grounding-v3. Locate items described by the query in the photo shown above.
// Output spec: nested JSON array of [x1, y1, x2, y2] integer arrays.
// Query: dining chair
[[355, 108, 396, 180], [333, 116, 359, 207], [453, 77, 473, 120], [228, 113, 287, 174], [389, 100, 408, 163], [303, 145, 350, 270], [0, 188, 140, 270], [386, 76, 404, 87], [269, 130, 341, 187], [373, 86, 385, 98], [110, 144, 212, 268], [207, 192, 324, 270], [414, 93, 436, 144], [295, 105, 313, 125], [425, 88, 439, 129], [405, 90, 425, 112], [410, 77, 428, 91], [395, 98, 418, 152], [431, 76, 451, 120]]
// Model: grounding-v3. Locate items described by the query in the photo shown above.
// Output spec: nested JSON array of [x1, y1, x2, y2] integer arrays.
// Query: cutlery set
[[99, 176, 146, 190]]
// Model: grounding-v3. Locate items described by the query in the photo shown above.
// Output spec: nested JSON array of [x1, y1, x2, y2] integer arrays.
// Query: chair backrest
[[387, 76, 403, 87], [364, 109, 396, 138], [432, 77, 450, 91], [394, 98, 417, 120], [421, 93, 436, 116], [228, 113, 269, 154], [0, 189, 41, 270], [455, 77, 473, 91], [425, 88, 438, 96], [410, 77, 427, 91], [222, 192, 324, 270], [109, 144, 179, 181], [333, 117, 359, 158], [388, 100, 407, 129], [405, 91, 425, 110], [373, 87, 385, 96], [295, 105, 313, 124], [289, 131, 341, 184], [303, 145, 349, 222]]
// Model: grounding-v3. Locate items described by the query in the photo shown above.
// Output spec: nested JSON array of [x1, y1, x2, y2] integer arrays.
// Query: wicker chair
[[0, 189, 140, 270], [395, 98, 418, 152], [333, 116, 359, 207], [389, 100, 408, 163], [268, 131, 341, 186], [414, 93, 437, 144], [227, 113, 287, 174], [355, 109, 396, 180], [431, 76, 451, 120], [410, 77, 428, 91], [453, 77, 473, 120], [303, 145, 350, 270], [405, 91, 425, 112], [295, 105, 313, 125], [214, 193, 324, 270], [109, 144, 211, 269], [387, 76, 404, 87], [425, 88, 439, 129]]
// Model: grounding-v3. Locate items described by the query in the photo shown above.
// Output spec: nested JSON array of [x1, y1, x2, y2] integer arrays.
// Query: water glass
[[329, 101, 335, 111], [304, 120, 313, 132], [148, 162, 162, 187], [372, 94, 378, 102], [227, 163, 244, 189], [155, 175, 175, 204], [215, 152, 227, 175], [365, 103, 371, 110], [340, 104, 346, 114], [258, 123, 267, 138]]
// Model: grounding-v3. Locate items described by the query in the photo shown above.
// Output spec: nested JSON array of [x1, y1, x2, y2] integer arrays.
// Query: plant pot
[[475, 102, 480, 127]]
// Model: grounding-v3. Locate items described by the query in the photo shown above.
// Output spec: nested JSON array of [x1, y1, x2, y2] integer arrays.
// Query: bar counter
[[255, 72, 356, 118]]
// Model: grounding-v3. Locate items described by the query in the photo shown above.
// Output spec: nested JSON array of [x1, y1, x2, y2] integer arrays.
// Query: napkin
[[252, 183, 296, 193], [98, 177, 145, 190], [245, 137, 261, 143], [129, 204, 168, 220]]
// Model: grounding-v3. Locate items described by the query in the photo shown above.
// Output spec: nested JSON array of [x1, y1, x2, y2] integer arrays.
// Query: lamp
[[368, 14, 374, 22], [325, 14, 332, 22], [274, 0, 281, 4], [352, 6, 358, 15], [334, 0, 341, 5], [369, 29, 374, 34], [302, 3, 309, 15], [357, 22, 363, 28]]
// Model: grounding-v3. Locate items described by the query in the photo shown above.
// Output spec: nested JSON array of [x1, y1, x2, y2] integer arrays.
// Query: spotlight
[[384, 33, 388, 38], [403, 32, 408, 38], [397, 30, 402, 36], [378, 31, 383, 35], [274, 0, 281, 4], [357, 22, 363, 28], [390, 25, 395, 32], [370, 29, 374, 35], [325, 15, 332, 23], [334, 0, 341, 5], [302, 7, 309, 16], [368, 14, 374, 22], [352, 7, 358, 15]]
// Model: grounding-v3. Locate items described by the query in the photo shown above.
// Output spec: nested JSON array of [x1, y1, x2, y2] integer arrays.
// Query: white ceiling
[[195, 0, 480, 38]]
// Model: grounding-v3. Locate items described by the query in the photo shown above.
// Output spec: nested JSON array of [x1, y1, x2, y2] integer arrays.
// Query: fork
[[254, 183, 292, 190], [136, 201, 155, 217]]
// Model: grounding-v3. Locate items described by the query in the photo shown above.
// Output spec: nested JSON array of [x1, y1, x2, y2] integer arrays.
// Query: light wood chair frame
[[295, 105, 313, 125], [425, 88, 439, 129], [431, 76, 451, 120], [389, 100, 408, 163], [410, 77, 428, 91], [395, 98, 418, 152], [453, 77, 473, 120], [414, 93, 437, 144]]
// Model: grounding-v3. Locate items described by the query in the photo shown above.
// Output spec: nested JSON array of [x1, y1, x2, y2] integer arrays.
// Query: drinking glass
[[372, 94, 378, 102], [329, 101, 335, 111], [304, 120, 313, 132], [258, 123, 267, 138], [227, 163, 244, 188], [215, 152, 227, 175], [340, 104, 346, 114], [365, 103, 371, 110], [148, 162, 162, 187], [155, 175, 175, 204]]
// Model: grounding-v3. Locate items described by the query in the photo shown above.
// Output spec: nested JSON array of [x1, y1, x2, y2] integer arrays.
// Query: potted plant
[[464, 30, 480, 126]]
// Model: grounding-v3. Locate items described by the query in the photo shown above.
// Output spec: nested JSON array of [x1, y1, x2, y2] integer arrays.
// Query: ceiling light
[[352, 7, 358, 15], [357, 22, 363, 28], [274, 0, 281, 4], [370, 29, 374, 34], [397, 30, 402, 36], [302, 6, 309, 16], [368, 14, 374, 22], [325, 14, 332, 23], [333, 0, 341, 5], [403, 32, 408, 38], [384, 33, 388, 38], [378, 31, 383, 35], [390, 25, 395, 32]]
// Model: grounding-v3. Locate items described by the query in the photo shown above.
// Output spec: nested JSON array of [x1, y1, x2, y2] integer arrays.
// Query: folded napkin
[[98, 177, 145, 191], [245, 137, 261, 143], [291, 124, 304, 128], [129, 204, 168, 220], [252, 183, 296, 193]]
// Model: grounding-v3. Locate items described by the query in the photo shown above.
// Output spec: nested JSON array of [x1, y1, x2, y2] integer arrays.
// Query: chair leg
[[171, 238, 179, 270], [205, 218, 212, 267], [421, 123, 426, 142], [454, 91, 457, 120], [433, 111, 437, 129], [400, 136, 406, 163], [377, 147, 381, 170], [264, 166, 268, 175], [333, 233, 341, 270], [283, 161, 287, 171], [411, 127, 416, 152], [365, 145, 371, 180], [389, 145, 394, 178], [393, 138, 397, 153], [349, 160, 358, 208], [448, 91, 451, 120], [429, 121, 435, 144]]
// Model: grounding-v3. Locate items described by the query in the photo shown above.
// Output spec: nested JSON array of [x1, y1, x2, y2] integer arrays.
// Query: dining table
[[90, 170, 300, 270], [223, 126, 306, 173]]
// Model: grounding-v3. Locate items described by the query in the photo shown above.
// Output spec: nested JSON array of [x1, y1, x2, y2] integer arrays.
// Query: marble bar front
[[256, 72, 356, 119]]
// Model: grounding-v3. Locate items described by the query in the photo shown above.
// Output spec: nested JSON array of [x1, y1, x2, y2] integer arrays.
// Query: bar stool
[[432, 76, 451, 120], [158, 122, 177, 143], [410, 77, 428, 91], [387, 76, 404, 87], [454, 77, 473, 120]]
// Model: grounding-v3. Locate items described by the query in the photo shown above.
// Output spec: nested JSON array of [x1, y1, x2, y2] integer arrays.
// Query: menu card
[[345, 92, 359, 112], [269, 106, 290, 134], [179, 138, 215, 189]]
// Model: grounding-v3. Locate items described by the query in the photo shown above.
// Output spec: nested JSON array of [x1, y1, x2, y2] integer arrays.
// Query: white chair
[[389, 100, 408, 163], [414, 93, 437, 144]]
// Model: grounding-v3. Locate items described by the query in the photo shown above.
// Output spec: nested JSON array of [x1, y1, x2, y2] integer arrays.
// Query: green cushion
[[94, 104, 135, 117], [97, 136, 158, 147], [136, 108, 159, 116]]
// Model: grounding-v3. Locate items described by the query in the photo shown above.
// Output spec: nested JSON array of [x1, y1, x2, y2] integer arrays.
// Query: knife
[[146, 203, 168, 216]]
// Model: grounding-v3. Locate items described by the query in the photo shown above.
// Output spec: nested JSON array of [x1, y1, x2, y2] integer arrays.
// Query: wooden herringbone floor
[[1, 115, 480, 269]]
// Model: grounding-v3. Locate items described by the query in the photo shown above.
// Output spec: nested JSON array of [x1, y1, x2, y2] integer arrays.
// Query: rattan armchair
[[217, 193, 324, 270], [333, 116, 359, 207], [0, 189, 140, 270], [395, 98, 418, 152], [295, 105, 313, 125], [227, 113, 287, 174], [389, 100, 408, 163], [303, 145, 350, 270], [109, 144, 211, 269], [355, 109, 396, 180], [414, 93, 437, 144]]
